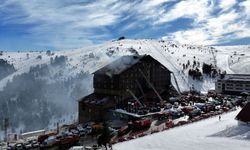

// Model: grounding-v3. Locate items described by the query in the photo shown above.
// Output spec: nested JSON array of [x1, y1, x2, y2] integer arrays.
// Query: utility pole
[[56, 122, 59, 134], [3, 118, 9, 143]]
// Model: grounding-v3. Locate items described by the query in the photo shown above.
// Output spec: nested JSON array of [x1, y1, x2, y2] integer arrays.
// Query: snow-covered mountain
[[0, 39, 250, 136]]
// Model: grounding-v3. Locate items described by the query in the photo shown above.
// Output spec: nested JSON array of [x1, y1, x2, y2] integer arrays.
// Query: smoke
[[0, 56, 93, 134], [0, 59, 15, 80], [0, 44, 137, 137]]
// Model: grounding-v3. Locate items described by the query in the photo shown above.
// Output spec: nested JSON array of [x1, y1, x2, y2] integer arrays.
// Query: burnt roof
[[235, 102, 250, 123], [79, 93, 113, 106], [93, 55, 167, 76]]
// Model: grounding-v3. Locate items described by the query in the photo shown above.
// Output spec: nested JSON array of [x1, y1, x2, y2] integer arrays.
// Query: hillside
[[0, 39, 250, 136]]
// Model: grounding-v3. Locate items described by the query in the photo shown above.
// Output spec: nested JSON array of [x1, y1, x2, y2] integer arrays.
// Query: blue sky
[[0, 0, 250, 51]]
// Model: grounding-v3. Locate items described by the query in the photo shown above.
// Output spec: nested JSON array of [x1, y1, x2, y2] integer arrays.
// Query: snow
[[114, 109, 250, 150], [0, 39, 250, 93], [1, 39, 250, 138], [1, 39, 250, 146]]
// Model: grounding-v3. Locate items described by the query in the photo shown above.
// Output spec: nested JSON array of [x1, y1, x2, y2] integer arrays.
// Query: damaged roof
[[93, 54, 166, 76], [79, 93, 113, 106]]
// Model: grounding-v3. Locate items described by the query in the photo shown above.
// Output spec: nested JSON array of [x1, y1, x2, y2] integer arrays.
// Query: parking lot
[[1, 92, 248, 150]]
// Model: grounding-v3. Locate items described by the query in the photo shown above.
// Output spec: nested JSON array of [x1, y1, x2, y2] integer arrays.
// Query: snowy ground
[[1, 39, 250, 139], [1, 39, 250, 93], [114, 109, 250, 150]]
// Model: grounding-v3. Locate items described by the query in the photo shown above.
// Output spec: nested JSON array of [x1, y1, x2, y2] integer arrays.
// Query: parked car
[[76, 126, 87, 136], [24, 142, 32, 150], [69, 146, 84, 150], [7, 146, 14, 150], [14, 143, 26, 150], [165, 120, 174, 128], [194, 103, 206, 111], [118, 126, 130, 136], [168, 109, 184, 119], [56, 132, 80, 146], [31, 140, 39, 148], [156, 112, 169, 121], [40, 136, 59, 148], [181, 106, 194, 114], [164, 103, 172, 110], [38, 132, 57, 143], [129, 118, 151, 130], [24, 139, 39, 149], [169, 97, 179, 103], [189, 109, 201, 118], [85, 126, 92, 135], [69, 129, 80, 136]]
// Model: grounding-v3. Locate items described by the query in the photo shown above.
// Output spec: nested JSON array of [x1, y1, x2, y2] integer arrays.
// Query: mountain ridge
[[0, 39, 249, 136]]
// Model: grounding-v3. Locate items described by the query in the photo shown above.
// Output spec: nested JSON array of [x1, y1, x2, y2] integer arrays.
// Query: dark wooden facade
[[78, 93, 115, 123], [79, 55, 172, 123], [93, 55, 171, 99]]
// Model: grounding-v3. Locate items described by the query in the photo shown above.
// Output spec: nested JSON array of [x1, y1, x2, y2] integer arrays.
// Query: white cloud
[[219, 0, 237, 11], [0, 0, 249, 48], [240, 0, 250, 18], [162, 29, 216, 45], [161, 0, 250, 45], [0, 0, 176, 49], [156, 0, 214, 24], [0, 0, 134, 49]]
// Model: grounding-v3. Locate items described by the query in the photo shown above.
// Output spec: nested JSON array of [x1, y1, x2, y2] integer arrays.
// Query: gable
[[236, 102, 250, 123], [93, 55, 170, 77]]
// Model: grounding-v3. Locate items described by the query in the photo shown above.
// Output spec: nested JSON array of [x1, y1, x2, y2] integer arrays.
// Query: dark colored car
[[14, 143, 27, 150]]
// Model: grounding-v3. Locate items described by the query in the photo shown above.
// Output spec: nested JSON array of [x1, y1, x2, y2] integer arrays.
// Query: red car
[[118, 126, 130, 136], [56, 132, 80, 145], [165, 120, 174, 128], [132, 119, 151, 130], [38, 132, 57, 143], [181, 106, 194, 114]]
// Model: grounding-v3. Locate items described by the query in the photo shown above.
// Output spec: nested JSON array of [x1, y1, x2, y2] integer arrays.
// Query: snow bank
[[114, 109, 250, 150]]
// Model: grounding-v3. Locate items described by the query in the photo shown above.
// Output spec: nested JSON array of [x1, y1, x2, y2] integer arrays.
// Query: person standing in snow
[[219, 115, 221, 121]]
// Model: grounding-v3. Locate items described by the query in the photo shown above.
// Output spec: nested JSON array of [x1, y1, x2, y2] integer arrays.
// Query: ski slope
[[0, 39, 250, 93], [114, 109, 250, 150], [1, 39, 250, 142]]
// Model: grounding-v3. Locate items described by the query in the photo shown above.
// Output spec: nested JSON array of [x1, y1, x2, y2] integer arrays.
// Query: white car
[[69, 146, 85, 150]]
